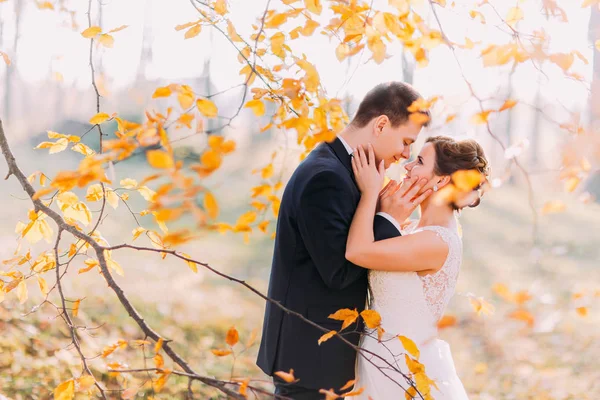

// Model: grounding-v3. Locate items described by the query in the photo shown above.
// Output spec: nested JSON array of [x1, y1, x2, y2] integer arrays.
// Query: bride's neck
[[417, 196, 456, 228]]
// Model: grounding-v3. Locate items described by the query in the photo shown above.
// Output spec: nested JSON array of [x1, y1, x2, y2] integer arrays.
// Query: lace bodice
[[413, 225, 462, 320], [368, 224, 462, 338]]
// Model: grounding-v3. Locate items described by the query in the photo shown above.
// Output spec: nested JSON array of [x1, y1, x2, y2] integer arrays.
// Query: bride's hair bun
[[426, 136, 490, 210]]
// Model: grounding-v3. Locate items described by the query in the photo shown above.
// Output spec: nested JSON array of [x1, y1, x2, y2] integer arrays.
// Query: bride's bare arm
[[346, 144, 441, 273]]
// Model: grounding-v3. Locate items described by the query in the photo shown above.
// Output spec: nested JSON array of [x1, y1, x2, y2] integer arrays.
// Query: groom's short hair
[[350, 82, 430, 128]]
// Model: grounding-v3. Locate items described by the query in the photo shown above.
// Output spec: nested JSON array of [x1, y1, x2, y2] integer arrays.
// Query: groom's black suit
[[257, 138, 401, 394]]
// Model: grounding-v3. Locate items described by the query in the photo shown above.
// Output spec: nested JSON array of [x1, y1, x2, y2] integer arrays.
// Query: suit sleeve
[[297, 171, 401, 290], [374, 214, 402, 241]]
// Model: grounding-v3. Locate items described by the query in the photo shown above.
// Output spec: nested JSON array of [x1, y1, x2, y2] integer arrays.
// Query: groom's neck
[[339, 126, 369, 150]]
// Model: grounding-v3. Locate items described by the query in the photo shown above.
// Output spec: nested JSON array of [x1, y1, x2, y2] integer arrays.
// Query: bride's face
[[403, 143, 443, 193]]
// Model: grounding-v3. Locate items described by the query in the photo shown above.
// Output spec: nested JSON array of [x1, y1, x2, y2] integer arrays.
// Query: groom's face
[[371, 117, 422, 169]]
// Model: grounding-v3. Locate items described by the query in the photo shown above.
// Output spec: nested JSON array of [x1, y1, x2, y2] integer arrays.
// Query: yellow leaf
[[37, 275, 49, 296], [398, 335, 420, 359], [154, 353, 164, 369], [185, 24, 202, 39], [98, 34, 114, 48], [147, 150, 174, 169], [452, 170, 483, 192], [499, 99, 517, 112], [108, 25, 128, 33], [120, 178, 138, 189], [541, 200, 566, 215], [565, 177, 580, 193], [81, 26, 102, 38], [258, 220, 269, 233], [304, 0, 322, 14], [343, 387, 364, 397], [89, 112, 110, 125], [328, 308, 359, 331], [37, 2, 55, 10], [77, 375, 96, 390], [274, 369, 297, 383], [72, 299, 81, 317], [265, 13, 288, 29], [196, 98, 218, 117], [138, 186, 156, 202], [360, 309, 381, 329], [576, 307, 588, 317], [17, 280, 28, 304], [437, 314, 457, 329], [245, 99, 266, 116], [71, 143, 96, 156], [175, 21, 200, 31], [506, 7, 524, 26], [340, 380, 356, 391], [204, 192, 219, 219], [155, 337, 164, 353], [227, 20, 243, 42], [508, 308, 535, 326], [319, 388, 340, 400], [54, 379, 75, 400], [211, 349, 233, 356], [154, 370, 171, 392], [318, 330, 337, 345], [180, 252, 198, 273], [236, 211, 257, 226], [469, 296, 495, 316], [36, 138, 69, 154], [550, 52, 574, 71], [153, 86, 172, 98], [214, 0, 228, 15], [470, 110, 492, 125], [226, 326, 239, 346], [0, 51, 11, 66]]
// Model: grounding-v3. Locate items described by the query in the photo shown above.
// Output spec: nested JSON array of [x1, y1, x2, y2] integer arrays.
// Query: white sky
[[0, 0, 595, 117]]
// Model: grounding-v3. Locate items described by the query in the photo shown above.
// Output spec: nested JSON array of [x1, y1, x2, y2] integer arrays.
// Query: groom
[[257, 82, 430, 398]]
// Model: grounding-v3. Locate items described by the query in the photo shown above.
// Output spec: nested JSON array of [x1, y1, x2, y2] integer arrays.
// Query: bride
[[345, 135, 489, 400]]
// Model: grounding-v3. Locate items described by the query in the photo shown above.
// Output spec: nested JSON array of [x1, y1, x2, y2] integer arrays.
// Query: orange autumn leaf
[[197, 98, 218, 117], [54, 379, 75, 400], [226, 326, 239, 347], [72, 299, 81, 317], [360, 309, 382, 329], [147, 150, 174, 169], [89, 112, 110, 125], [154, 353, 165, 369], [274, 369, 297, 383], [81, 26, 102, 38], [328, 308, 359, 331], [204, 192, 219, 219], [499, 99, 517, 112], [470, 110, 492, 125], [152, 86, 172, 98], [318, 330, 337, 345], [154, 338, 164, 353], [211, 349, 233, 356], [508, 308, 535, 326], [339, 380, 356, 391], [319, 388, 340, 400], [0, 51, 11, 66], [437, 315, 457, 329], [398, 335, 420, 359], [343, 387, 365, 397], [576, 307, 588, 317], [542, 200, 566, 215]]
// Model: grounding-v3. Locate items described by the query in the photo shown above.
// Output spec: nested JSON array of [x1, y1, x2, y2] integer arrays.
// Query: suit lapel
[[326, 137, 353, 175], [325, 137, 359, 190]]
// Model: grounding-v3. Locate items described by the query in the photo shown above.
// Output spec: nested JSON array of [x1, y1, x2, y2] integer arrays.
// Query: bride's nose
[[404, 161, 414, 172]]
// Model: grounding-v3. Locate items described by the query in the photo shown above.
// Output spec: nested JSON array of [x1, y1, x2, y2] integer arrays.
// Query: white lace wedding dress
[[354, 223, 469, 400]]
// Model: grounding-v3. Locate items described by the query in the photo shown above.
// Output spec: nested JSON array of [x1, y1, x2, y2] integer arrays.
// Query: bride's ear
[[437, 175, 451, 189]]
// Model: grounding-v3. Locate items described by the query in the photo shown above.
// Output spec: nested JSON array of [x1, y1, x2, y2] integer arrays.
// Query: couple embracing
[[257, 82, 489, 399]]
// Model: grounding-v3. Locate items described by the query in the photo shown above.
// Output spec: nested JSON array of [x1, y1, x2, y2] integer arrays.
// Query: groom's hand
[[379, 176, 432, 223]]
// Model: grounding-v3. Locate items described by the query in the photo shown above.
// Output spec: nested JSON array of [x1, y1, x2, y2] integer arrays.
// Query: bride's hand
[[351, 144, 385, 198]]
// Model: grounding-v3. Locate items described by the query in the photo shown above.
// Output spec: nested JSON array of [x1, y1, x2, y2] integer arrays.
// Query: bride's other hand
[[351, 144, 385, 198]]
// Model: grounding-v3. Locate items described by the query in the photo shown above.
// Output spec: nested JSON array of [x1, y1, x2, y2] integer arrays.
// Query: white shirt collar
[[337, 135, 353, 155]]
